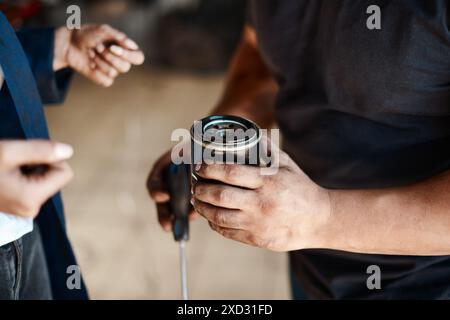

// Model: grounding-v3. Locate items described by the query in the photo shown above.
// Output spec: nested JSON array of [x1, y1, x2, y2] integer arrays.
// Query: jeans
[[0, 223, 52, 300]]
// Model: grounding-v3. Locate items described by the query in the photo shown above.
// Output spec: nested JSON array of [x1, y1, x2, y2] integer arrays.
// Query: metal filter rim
[[191, 115, 261, 152]]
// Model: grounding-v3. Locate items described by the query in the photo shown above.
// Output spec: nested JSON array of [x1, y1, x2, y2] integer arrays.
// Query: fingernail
[[190, 198, 195, 206], [90, 62, 96, 69], [125, 39, 138, 50], [195, 163, 201, 172], [54, 143, 74, 159], [88, 49, 95, 59], [96, 44, 105, 53], [104, 78, 113, 87], [109, 69, 118, 77], [110, 45, 124, 56]]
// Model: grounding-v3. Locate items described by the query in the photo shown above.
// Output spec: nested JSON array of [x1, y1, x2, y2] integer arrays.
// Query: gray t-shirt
[[249, 0, 450, 299]]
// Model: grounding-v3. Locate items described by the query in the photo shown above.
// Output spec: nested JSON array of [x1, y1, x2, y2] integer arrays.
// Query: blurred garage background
[[1, 0, 289, 299]]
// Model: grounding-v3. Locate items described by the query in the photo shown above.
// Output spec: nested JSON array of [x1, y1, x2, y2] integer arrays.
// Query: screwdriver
[[20, 164, 50, 176], [167, 163, 191, 300]]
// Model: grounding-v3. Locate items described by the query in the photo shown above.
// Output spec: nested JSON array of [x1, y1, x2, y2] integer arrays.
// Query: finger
[[98, 25, 139, 50], [195, 163, 264, 189], [101, 51, 131, 73], [208, 222, 253, 245], [192, 198, 246, 229], [88, 49, 96, 59], [194, 183, 257, 209], [93, 55, 119, 79], [152, 190, 170, 204], [109, 45, 145, 65], [95, 43, 106, 54], [29, 161, 74, 201], [259, 133, 290, 168], [189, 207, 200, 220], [157, 203, 172, 232], [157, 197, 196, 232], [0, 140, 73, 167], [87, 68, 114, 87], [147, 153, 171, 203]]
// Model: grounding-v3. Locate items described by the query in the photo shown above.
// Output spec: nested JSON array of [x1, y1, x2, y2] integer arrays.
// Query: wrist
[[298, 186, 336, 251], [53, 27, 73, 71]]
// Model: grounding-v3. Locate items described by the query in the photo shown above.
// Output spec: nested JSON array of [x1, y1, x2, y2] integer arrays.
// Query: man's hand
[[54, 24, 145, 87], [191, 142, 331, 252], [0, 140, 74, 218], [147, 150, 198, 232]]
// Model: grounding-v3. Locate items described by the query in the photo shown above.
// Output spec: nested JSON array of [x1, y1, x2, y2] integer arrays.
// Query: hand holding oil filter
[[190, 115, 333, 252]]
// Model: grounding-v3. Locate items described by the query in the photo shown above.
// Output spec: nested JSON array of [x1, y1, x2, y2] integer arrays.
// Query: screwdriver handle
[[167, 163, 191, 242], [20, 164, 50, 176]]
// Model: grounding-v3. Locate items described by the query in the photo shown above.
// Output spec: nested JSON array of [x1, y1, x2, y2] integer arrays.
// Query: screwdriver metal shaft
[[167, 163, 191, 300], [179, 240, 188, 300]]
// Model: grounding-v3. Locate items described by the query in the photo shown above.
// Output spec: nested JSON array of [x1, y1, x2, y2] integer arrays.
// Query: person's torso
[[249, 0, 450, 299], [0, 65, 34, 247], [0, 14, 88, 298]]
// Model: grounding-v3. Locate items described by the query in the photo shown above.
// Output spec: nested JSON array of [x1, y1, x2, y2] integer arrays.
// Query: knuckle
[[252, 235, 268, 249], [216, 188, 230, 204], [219, 228, 231, 239], [105, 52, 115, 62], [247, 233, 259, 246], [259, 197, 274, 214], [213, 211, 227, 226], [208, 221, 216, 231], [201, 164, 212, 177], [192, 201, 202, 214], [280, 153, 292, 167], [15, 199, 39, 218], [262, 238, 276, 251], [223, 165, 237, 181]]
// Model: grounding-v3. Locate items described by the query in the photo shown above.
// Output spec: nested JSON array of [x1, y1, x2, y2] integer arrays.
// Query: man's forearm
[[211, 26, 278, 129], [320, 171, 450, 255]]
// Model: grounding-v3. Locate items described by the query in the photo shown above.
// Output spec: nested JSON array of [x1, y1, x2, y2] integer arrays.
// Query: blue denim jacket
[[0, 12, 88, 300]]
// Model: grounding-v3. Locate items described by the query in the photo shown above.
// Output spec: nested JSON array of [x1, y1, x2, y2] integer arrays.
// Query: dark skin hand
[[147, 26, 277, 232], [149, 24, 450, 255], [147, 150, 198, 231]]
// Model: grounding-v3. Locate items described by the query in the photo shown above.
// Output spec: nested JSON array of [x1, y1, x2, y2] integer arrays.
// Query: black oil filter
[[190, 115, 262, 186]]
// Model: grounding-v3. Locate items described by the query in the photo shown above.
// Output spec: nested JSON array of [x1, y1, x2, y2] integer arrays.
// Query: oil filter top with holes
[[190, 115, 262, 185]]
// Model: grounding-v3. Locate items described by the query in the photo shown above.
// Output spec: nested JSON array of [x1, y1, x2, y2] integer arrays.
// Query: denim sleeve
[[16, 27, 73, 105]]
